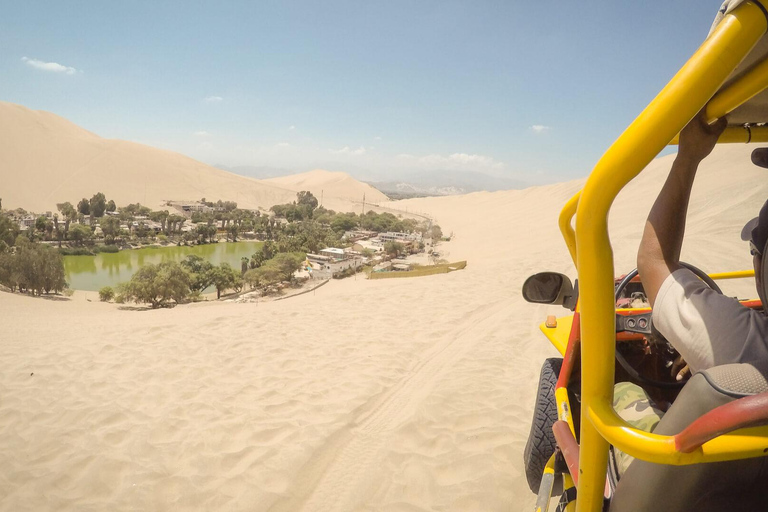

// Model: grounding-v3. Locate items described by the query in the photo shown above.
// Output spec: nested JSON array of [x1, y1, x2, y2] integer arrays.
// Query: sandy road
[[269, 299, 510, 512]]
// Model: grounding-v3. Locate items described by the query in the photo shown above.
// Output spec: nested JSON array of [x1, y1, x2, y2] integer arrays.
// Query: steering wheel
[[613, 262, 722, 389]]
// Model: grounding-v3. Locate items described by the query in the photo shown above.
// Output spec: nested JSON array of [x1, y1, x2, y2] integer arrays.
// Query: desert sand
[[264, 170, 389, 205], [1, 141, 768, 511], [0, 102, 383, 215]]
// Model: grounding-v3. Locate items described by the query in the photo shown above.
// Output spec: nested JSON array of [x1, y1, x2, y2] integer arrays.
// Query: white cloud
[[21, 56, 77, 75], [194, 130, 211, 137], [288, 125, 296, 130], [205, 96, 223, 103], [275, 142, 290, 148], [374, 136, 382, 141], [330, 146, 367, 156], [530, 124, 551, 134]]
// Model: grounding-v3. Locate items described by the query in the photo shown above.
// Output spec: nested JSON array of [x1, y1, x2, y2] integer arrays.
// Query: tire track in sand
[[268, 299, 509, 512]]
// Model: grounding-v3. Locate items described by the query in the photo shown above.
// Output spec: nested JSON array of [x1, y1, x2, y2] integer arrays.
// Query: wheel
[[523, 357, 562, 493]]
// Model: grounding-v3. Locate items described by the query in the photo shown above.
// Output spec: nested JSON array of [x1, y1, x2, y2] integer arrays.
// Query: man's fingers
[[708, 115, 727, 135]]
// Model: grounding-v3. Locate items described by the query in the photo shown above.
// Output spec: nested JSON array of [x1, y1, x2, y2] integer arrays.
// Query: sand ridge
[[0, 102, 385, 215], [264, 170, 389, 205], [1, 143, 767, 510]]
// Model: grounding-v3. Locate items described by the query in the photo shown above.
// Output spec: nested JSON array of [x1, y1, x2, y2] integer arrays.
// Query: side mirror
[[522, 272, 576, 310]]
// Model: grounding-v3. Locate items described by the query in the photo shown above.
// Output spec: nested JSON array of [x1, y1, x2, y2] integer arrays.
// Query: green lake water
[[63, 242, 263, 291]]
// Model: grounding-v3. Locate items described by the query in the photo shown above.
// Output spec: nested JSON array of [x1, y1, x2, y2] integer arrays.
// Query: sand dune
[[0, 103, 380, 214], [264, 169, 390, 205], [1, 141, 767, 511]]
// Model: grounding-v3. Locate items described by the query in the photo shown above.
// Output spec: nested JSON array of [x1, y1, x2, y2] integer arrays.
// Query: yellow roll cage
[[556, 2, 768, 511]]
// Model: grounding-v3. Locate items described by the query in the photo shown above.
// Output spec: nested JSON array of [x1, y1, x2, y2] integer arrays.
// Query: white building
[[378, 231, 422, 243], [319, 247, 346, 260]]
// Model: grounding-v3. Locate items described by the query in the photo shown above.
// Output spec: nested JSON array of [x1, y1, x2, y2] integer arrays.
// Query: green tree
[[180, 254, 215, 293], [383, 241, 404, 258], [90, 192, 107, 217], [68, 223, 93, 246], [195, 223, 207, 243], [77, 198, 90, 215], [0, 215, 19, 251], [330, 213, 358, 233], [430, 224, 443, 241], [119, 261, 191, 308], [0, 241, 66, 295], [209, 262, 241, 299], [150, 210, 170, 234], [247, 265, 282, 293], [100, 216, 122, 242], [297, 190, 319, 210], [35, 216, 48, 237], [99, 286, 115, 302], [227, 222, 240, 242], [53, 213, 62, 247], [57, 202, 77, 238], [106, 199, 117, 213], [269, 252, 305, 282]]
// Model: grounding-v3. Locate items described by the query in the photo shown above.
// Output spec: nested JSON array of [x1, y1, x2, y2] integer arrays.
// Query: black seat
[[609, 361, 768, 512]]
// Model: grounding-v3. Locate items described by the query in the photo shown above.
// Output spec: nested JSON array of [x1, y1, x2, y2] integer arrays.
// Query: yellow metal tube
[[709, 269, 755, 280], [574, 4, 767, 512], [706, 54, 768, 122], [559, 192, 580, 266], [534, 453, 558, 512], [588, 400, 768, 464], [670, 124, 768, 144]]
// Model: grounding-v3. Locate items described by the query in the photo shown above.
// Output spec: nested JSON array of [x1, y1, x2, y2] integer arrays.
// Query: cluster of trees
[[0, 215, 19, 252], [243, 252, 305, 294], [189, 204, 265, 243], [270, 191, 440, 240], [200, 198, 238, 211], [104, 251, 306, 308], [270, 191, 320, 222], [0, 236, 67, 295]]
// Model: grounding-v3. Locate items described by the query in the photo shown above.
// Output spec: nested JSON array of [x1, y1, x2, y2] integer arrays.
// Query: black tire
[[523, 357, 563, 494]]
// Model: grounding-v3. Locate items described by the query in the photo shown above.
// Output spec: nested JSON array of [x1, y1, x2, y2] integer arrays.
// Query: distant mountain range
[[366, 171, 529, 198], [216, 165, 529, 199]]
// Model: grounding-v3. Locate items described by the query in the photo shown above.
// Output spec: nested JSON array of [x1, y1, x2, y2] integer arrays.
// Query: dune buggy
[[521, 1, 768, 511]]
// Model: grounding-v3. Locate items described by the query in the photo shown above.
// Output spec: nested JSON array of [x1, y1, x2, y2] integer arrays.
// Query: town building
[[378, 231, 422, 243], [319, 247, 347, 261]]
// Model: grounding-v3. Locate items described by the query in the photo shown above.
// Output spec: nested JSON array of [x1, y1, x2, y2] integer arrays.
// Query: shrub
[[99, 286, 115, 302], [118, 261, 191, 308], [94, 245, 120, 253], [58, 247, 93, 256], [0, 240, 67, 295]]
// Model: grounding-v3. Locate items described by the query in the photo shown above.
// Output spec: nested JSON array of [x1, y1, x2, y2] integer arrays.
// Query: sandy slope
[[0, 103, 376, 214], [264, 170, 390, 205], [1, 143, 766, 511]]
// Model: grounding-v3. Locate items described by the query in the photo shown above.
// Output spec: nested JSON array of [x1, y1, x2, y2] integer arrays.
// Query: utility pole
[[362, 193, 365, 216], [320, 189, 323, 207]]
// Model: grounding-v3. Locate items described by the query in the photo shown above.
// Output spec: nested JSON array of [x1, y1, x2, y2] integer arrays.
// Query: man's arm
[[637, 111, 726, 306]]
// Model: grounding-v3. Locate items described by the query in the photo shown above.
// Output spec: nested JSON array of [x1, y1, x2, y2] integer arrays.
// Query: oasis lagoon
[[63, 241, 264, 291]]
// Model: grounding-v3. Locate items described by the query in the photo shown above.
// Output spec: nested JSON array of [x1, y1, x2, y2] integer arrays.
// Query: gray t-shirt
[[652, 268, 768, 372]]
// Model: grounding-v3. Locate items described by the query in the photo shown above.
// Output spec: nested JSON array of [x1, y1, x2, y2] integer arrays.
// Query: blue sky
[[1, 1, 721, 185]]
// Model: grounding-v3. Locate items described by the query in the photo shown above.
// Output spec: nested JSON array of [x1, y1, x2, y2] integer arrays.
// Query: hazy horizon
[[0, 1, 719, 188]]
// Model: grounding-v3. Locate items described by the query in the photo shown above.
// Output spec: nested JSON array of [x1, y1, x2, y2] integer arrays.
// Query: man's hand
[[637, 109, 726, 306], [677, 110, 727, 164]]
